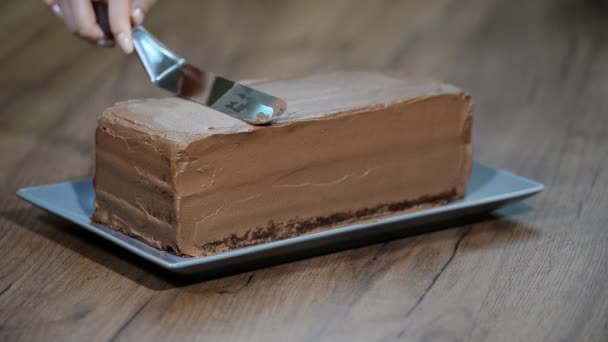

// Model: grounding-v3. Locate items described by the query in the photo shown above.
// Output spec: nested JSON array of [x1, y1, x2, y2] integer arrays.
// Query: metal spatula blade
[[93, 2, 285, 125], [132, 27, 286, 125]]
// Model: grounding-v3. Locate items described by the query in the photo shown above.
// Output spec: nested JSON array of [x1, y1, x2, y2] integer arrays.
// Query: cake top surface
[[101, 71, 462, 143]]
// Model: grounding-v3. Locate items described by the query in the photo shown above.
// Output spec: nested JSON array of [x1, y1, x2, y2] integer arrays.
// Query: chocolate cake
[[92, 71, 473, 257]]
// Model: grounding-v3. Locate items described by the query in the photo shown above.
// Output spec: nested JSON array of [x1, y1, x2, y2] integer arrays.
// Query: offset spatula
[[93, 2, 285, 125]]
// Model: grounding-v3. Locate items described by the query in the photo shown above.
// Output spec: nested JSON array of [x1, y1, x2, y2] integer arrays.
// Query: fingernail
[[116, 32, 133, 54], [132, 8, 145, 26], [97, 38, 115, 47], [51, 3, 62, 18]]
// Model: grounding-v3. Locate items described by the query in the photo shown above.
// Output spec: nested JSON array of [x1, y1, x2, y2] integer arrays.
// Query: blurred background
[[1, 0, 607, 183]]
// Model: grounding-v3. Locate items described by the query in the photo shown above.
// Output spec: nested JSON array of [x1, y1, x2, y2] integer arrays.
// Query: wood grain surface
[[1, 0, 607, 341]]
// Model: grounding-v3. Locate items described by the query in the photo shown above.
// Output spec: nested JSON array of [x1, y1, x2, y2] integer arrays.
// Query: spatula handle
[[92, 1, 112, 38]]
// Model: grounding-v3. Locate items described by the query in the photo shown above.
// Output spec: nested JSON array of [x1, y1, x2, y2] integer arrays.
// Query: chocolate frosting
[[92, 71, 473, 257]]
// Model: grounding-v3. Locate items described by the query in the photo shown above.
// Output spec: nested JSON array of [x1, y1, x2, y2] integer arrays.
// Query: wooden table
[[2, 1, 607, 341]]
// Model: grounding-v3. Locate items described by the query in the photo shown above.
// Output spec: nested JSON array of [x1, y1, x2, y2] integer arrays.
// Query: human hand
[[43, 0, 157, 54]]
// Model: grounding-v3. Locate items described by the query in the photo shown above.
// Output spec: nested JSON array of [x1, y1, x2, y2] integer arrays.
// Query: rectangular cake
[[92, 71, 473, 257]]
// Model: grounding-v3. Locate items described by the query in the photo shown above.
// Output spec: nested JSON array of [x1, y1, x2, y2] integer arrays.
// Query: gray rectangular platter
[[17, 161, 543, 275]]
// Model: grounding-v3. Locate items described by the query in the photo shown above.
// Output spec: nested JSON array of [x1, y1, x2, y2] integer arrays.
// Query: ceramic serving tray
[[17, 161, 543, 275]]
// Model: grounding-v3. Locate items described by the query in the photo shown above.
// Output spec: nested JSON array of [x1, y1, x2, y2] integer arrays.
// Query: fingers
[[43, 0, 63, 18], [131, 0, 157, 25], [55, 0, 110, 47], [109, 0, 134, 54], [45, 0, 157, 53], [69, 0, 106, 42], [57, 0, 76, 32]]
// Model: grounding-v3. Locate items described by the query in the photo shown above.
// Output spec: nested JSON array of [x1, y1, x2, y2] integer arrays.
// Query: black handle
[[92, 1, 112, 38]]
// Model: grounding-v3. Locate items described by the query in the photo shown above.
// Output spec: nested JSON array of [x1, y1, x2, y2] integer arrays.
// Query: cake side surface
[[175, 91, 472, 256], [92, 71, 473, 257], [92, 110, 181, 252]]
